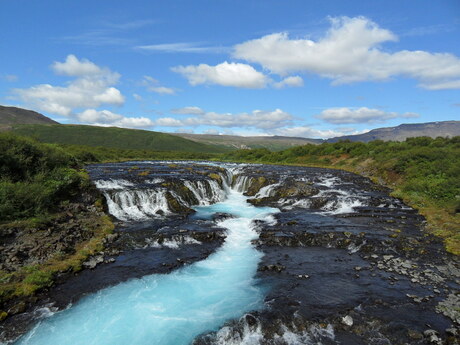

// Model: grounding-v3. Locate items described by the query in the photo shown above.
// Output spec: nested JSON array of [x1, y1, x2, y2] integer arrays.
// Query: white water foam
[[94, 179, 134, 190], [253, 183, 280, 199], [145, 236, 202, 249]]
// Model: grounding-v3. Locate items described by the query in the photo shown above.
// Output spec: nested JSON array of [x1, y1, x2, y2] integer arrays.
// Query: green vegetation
[[11, 124, 229, 154], [221, 137, 460, 254], [62, 143, 217, 163], [0, 134, 86, 221]]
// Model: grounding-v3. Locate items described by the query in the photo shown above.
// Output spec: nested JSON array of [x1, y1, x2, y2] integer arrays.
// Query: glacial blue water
[[15, 190, 278, 345]]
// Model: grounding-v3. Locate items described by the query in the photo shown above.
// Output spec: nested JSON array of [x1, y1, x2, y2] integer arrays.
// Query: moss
[[246, 176, 270, 196], [165, 192, 193, 214], [208, 173, 222, 184], [0, 311, 7, 321]]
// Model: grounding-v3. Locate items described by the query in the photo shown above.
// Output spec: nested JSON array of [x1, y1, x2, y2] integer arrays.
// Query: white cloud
[[316, 107, 419, 124], [233, 16, 460, 89], [172, 61, 269, 88], [149, 86, 176, 95], [52, 55, 106, 77], [155, 117, 184, 127], [171, 106, 205, 115], [273, 76, 304, 89], [271, 126, 346, 139], [13, 55, 124, 116], [133, 93, 143, 101], [156, 108, 293, 129], [142, 75, 176, 95], [77, 109, 154, 128]]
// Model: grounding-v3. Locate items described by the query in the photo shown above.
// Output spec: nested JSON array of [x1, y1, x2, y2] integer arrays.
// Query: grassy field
[[221, 137, 460, 254], [11, 124, 229, 154]]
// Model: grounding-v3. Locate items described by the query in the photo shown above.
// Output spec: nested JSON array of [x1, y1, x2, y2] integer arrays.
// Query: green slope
[[11, 124, 229, 153]]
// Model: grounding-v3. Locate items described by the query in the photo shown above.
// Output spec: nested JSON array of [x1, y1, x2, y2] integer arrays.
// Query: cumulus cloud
[[316, 107, 419, 124], [13, 55, 124, 116], [172, 61, 269, 88], [233, 16, 460, 89], [52, 54, 106, 77], [77, 109, 154, 128], [156, 108, 293, 129], [142, 75, 176, 95], [273, 76, 304, 89]]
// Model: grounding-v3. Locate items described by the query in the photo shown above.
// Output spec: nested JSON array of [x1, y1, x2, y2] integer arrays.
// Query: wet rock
[[7, 302, 26, 315], [424, 329, 442, 344], [212, 213, 234, 222], [83, 255, 104, 269], [436, 293, 460, 324], [342, 315, 353, 327], [259, 264, 286, 273]]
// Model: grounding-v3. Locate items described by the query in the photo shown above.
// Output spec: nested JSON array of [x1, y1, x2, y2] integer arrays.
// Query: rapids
[[14, 190, 278, 345]]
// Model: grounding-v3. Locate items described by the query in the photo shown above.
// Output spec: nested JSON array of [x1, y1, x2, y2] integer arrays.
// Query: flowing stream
[[15, 189, 279, 345]]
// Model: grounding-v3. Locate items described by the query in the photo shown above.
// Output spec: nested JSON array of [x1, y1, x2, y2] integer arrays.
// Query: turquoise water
[[16, 191, 278, 345]]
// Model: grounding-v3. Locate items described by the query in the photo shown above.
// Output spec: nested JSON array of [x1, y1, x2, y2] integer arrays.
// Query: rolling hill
[[328, 121, 460, 142], [172, 133, 321, 151], [10, 124, 229, 153]]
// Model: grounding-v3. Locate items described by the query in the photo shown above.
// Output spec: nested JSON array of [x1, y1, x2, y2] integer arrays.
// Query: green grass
[[11, 124, 230, 154]]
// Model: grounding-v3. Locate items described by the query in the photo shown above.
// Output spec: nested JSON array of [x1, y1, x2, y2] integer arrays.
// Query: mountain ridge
[[327, 120, 460, 143]]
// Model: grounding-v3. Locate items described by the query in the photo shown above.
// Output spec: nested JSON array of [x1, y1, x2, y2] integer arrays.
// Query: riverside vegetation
[[0, 133, 458, 323]]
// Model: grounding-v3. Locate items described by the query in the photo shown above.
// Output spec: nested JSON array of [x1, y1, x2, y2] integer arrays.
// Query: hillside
[[10, 124, 229, 154], [0, 105, 58, 129], [173, 133, 321, 151], [328, 121, 460, 142]]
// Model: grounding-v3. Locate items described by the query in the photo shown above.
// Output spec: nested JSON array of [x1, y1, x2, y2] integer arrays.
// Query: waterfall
[[232, 175, 253, 193], [183, 180, 226, 206], [103, 189, 171, 221], [96, 170, 230, 221]]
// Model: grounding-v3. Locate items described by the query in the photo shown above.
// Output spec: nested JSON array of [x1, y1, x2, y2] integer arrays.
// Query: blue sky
[[1, 0, 459, 138]]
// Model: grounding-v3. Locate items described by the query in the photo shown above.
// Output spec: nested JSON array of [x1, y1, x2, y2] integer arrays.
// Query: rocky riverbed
[[1, 161, 459, 344]]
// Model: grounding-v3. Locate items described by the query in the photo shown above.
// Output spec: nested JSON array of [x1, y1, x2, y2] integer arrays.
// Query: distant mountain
[[0, 105, 59, 127], [172, 133, 322, 151], [10, 124, 229, 154], [327, 121, 460, 143]]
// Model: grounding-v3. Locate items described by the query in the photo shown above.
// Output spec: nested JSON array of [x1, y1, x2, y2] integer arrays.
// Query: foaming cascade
[[15, 189, 279, 345], [98, 177, 228, 221]]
